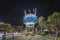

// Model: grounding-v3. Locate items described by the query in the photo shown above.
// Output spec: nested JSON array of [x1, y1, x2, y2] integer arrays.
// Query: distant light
[[0, 22, 4, 25]]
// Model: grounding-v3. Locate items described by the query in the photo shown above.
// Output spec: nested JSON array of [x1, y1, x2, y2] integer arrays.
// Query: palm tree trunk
[[41, 26, 42, 33], [55, 28, 58, 40]]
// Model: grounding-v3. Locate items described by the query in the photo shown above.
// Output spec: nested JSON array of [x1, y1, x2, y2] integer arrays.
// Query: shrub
[[38, 32, 46, 36]]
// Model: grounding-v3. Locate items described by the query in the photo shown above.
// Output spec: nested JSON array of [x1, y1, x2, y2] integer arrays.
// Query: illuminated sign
[[23, 16, 37, 23]]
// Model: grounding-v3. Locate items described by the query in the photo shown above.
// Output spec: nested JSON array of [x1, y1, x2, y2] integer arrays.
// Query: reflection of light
[[0, 22, 4, 25], [26, 22, 35, 25]]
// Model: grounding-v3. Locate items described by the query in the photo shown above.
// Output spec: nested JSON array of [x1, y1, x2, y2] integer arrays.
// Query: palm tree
[[45, 12, 60, 40], [52, 12, 60, 27], [45, 15, 56, 30], [52, 12, 60, 40], [37, 16, 45, 32], [1, 23, 11, 40], [2, 23, 11, 34]]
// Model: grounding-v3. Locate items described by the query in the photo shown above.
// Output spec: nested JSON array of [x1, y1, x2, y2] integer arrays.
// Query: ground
[[6, 32, 60, 40], [7, 35, 60, 40], [15, 35, 42, 40]]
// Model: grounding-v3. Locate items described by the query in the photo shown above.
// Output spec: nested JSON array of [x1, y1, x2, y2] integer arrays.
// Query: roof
[[24, 13, 37, 17]]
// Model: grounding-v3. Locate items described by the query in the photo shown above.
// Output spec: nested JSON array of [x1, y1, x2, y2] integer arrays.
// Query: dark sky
[[0, 0, 60, 25]]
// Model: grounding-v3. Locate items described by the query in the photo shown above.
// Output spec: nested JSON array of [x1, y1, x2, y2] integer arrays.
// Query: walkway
[[15, 35, 46, 40]]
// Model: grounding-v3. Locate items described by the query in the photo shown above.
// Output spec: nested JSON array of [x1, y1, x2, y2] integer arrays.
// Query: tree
[[45, 12, 60, 40], [52, 12, 60, 27], [0, 22, 11, 40], [45, 15, 56, 29], [2, 23, 11, 34], [52, 12, 60, 40], [37, 16, 45, 32], [38, 16, 45, 24]]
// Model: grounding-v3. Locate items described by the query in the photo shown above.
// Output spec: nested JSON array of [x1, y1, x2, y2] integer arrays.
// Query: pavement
[[15, 35, 47, 40], [0, 32, 54, 40], [7, 34, 57, 40], [0, 32, 22, 40]]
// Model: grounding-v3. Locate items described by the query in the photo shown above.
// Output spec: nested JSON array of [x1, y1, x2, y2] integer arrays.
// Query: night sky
[[0, 0, 60, 25]]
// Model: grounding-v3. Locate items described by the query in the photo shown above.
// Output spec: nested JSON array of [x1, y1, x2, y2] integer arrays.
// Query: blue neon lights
[[23, 16, 37, 23]]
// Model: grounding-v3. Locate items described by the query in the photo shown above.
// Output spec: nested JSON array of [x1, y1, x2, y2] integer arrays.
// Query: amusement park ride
[[23, 8, 37, 35]]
